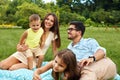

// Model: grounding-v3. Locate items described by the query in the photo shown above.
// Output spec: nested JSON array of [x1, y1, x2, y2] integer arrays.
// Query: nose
[[67, 30, 71, 34], [47, 19, 51, 23], [54, 63, 58, 69]]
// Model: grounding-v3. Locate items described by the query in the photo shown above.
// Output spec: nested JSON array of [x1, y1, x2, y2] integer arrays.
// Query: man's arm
[[94, 49, 105, 61], [79, 49, 105, 67]]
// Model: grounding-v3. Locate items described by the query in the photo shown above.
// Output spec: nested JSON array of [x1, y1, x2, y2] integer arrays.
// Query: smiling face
[[52, 56, 67, 73], [29, 20, 41, 32], [44, 15, 54, 30]]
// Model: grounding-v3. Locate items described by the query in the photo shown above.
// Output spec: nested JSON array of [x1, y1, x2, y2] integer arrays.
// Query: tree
[[15, 2, 47, 28], [0, 0, 10, 24]]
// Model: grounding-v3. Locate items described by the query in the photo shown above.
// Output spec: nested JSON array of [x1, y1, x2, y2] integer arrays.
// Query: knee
[[0, 62, 9, 70], [38, 55, 44, 60], [108, 62, 117, 77], [9, 65, 17, 70], [0, 62, 4, 69]]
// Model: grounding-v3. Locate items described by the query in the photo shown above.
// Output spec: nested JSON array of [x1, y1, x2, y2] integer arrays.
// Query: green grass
[[0, 28, 25, 59], [84, 27, 120, 74], [0, 27, 120, 74]]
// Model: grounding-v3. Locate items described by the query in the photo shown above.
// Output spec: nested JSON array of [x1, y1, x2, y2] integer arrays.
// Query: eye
[[50, 20, 54, 23], [46, 18, 49, 20], [55, 60, 57, 63], [59, 64, 63, 67], [67, 28, 76, 31], [32, 25, 35, 27]]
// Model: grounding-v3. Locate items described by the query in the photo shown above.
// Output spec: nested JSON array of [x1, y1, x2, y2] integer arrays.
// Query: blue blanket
[[0, 62, 54, 80]]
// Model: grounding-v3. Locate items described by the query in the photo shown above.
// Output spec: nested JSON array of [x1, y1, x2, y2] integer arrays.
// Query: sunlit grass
[[0, 26, 120, 74]]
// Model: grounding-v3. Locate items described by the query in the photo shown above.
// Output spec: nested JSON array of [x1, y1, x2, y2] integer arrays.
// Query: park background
[[0, 0, 120, 74]]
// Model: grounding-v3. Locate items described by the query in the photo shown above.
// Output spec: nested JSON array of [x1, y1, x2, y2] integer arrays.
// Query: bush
[[17, 19, 29, 29], [90, 9, 110, 23], [60, 11, 86, 24], [84, 18, 95, 27], [107, 10, 120, 24]]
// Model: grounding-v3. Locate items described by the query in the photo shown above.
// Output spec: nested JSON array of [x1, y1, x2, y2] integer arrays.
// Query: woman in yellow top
[[0, 13, 61, 70]]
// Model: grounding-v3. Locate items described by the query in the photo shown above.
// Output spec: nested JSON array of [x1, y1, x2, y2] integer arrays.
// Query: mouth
[[53, 68, 58, 72], [34, 29, 38, 30], [45, 22, 51, 26], [33, 29, 38, 32]]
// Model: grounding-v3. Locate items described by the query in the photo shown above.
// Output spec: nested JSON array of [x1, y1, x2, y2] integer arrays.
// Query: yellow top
[[25, 28, 43, 48]]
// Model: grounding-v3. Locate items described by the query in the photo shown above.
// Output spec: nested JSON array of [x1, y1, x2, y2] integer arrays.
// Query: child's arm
[[19, 30, 28, 44], [33, 61, 53, 80], [17, 30, 28, 52]]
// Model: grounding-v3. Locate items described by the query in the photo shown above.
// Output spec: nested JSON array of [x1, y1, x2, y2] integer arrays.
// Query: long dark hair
[[41, 13, 61, 48], [52, 49, 80, 80]]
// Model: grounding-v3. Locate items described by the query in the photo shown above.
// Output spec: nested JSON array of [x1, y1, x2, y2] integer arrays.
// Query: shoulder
[[22, 29, 28, 36], [26, 28, 32, 34], [49, 31, 55, 38], [39, 27, 44, 32], [49, 31, 54, 35], [27, 28, 31, 31], [79, 38, 99, 47], [38, 28, 44, 34], [83, 38, 96, 41], [83, 38, 98, 43]]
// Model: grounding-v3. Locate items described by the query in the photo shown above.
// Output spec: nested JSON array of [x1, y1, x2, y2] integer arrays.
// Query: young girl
[[33, 49, 80, 80]]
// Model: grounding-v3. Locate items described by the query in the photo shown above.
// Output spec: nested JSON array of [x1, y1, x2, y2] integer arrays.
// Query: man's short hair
[[69, 21, 85, 36]]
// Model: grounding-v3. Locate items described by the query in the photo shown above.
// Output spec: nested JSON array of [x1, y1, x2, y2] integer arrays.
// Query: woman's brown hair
[[41, 13, 61, 48]]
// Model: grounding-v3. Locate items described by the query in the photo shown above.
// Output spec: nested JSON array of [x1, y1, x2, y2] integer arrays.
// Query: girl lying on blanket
[[33, 49, 81, 80]]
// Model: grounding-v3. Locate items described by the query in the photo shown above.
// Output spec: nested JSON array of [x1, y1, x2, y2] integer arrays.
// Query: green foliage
[[15, 2, 48, 29], [60, 11, 86, 24], [84, 18, 95, 27], [108, 10, 120, 24], [0, 0, 120, 27], [0, 0, 10, 24], [90, 9, 110, 23], [17, 19, 29, 29], [16, 2, 47, 18], [59, 4, 71, 12]]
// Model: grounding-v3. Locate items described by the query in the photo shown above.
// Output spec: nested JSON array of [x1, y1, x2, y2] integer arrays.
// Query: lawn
[[0, 26, 120, 74]]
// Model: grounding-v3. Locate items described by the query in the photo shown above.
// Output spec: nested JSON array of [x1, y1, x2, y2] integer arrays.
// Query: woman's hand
[[33, 69, 41, 80], [17, 44, 28, 52], [17, 44, 23, 52]]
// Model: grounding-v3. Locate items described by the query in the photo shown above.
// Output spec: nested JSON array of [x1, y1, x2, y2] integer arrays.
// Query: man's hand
[[79, 58, 94, 67]]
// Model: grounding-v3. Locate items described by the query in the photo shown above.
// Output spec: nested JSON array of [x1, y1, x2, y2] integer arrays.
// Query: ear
[[77, 31, 81, 36]]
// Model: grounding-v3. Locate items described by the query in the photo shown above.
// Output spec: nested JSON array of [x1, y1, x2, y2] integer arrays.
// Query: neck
[[45, 28, 50, 32], [72, 36, 81, 46]]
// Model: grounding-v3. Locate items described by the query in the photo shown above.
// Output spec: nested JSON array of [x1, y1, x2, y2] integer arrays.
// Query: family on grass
[[0, 13, 118, 80]]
